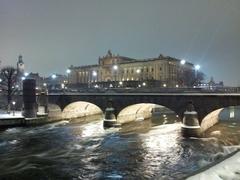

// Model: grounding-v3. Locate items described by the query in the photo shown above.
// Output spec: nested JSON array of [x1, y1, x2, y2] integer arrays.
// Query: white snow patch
[[187, 150, 240, 180]]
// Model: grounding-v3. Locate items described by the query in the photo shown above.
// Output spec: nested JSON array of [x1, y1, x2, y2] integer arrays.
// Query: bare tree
[[0, 66, 18, 111]]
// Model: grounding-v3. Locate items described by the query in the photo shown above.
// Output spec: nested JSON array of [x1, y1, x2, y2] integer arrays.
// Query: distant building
[[68, 50, 197, 88], [198, 77, 224, 90]]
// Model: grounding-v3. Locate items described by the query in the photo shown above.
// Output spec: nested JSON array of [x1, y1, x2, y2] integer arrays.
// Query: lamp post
[[113, 65, 118, 87], [180, 59, 186, 87], [136, 69, 141, 86], [194, 64, 200, 86], [66, 69, 71, 89], [12, 101, 16, 116], [92, 70, 97, 87]]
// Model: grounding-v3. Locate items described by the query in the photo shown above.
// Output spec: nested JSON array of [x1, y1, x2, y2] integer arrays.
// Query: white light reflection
[[140, 124, 181, 153]]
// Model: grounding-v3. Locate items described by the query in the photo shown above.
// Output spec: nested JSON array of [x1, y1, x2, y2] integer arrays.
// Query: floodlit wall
[[200, 108, 223, 132], [117, 103, 162, 124], [62, 101, 103, 120]]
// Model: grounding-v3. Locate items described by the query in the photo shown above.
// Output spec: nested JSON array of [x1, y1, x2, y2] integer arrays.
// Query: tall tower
[[17, 55, 25, 75]]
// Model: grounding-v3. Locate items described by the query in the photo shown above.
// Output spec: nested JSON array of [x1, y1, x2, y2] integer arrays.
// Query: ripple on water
[[5, 128, 21, 134]]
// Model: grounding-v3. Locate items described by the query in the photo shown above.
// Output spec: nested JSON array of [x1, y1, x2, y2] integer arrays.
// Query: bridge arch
[[117, 103, 179, 124], [201, 106, 240, 132], [62, 101, 103, 120]]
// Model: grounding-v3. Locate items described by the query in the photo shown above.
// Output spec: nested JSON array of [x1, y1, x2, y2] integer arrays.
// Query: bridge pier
[[103, 100, 118, 127], [181, 101, 201, 137]]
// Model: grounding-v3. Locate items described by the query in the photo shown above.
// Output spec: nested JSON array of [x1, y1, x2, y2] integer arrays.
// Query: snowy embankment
[[187, 148, 240, 180], [0, 111, 23, 119]]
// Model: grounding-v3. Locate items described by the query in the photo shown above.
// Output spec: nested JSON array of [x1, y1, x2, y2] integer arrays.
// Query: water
[[0, 114, 239, 180]]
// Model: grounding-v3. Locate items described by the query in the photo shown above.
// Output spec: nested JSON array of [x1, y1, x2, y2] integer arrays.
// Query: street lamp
[[66, 69, 71, 74], [194, 64, 200, 71], [12, 101, 16, 116], [194, 64, 201, 86], [92, 70, 97, 82], [66, 69, 71, 88], [24, 72, 29, 77], [180, 59, 186, 65], [0, 78, 2, 83], [113, 65, 118, 87], [113, 65, 118, 70], [51, 74, 57, 79]]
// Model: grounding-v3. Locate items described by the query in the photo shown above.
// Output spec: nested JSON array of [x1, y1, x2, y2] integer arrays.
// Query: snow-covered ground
[[187, 148, 240, 180], [0, 111, 24, 119]]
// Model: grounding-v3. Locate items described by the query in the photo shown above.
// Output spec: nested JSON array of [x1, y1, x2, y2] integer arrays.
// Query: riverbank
[[0, 111, 60, 128]]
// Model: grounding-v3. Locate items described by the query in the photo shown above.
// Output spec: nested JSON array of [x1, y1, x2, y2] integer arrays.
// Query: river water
[[0, 114, 239, 180]]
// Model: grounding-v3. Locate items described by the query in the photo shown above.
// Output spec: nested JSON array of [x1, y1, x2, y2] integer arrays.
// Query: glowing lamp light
[[51, 74, 57, 79], [113, 65, 118, 70], [180, 59, 186, 65], [92, 71, 97, 76], [66, 69, 71, 74], [24, 72, 29, 77], [195, 64, 201, 70]]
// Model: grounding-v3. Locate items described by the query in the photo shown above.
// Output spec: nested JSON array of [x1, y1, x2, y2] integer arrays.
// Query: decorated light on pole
[[12, 101, 16, 116]]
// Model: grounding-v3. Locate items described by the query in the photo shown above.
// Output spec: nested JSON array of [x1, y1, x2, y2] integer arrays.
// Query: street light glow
[[136, 69, 141, 73], [24, 72, 29, 77], [163, 83, 167, 87], [21, 76, 26, 80], [66, 69, 71, 74], [0, 78, 2, 82], [113, 65, 118, 70], [52, 74, 57, 79], [180, 59, 186, 65], [195, 64, 201, 70], [92, 71, 97, 76]]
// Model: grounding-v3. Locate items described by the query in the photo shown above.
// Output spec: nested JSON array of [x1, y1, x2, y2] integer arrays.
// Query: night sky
[[0, 0, 239, 86]]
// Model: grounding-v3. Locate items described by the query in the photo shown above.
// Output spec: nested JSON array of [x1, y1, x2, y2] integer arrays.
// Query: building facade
[[69, 50, 196, 88]]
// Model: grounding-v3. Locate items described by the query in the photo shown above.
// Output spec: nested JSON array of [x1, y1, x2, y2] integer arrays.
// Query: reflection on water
[[0, 114, 239, 179]]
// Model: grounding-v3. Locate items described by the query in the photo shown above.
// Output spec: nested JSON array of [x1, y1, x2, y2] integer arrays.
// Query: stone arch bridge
[[48, 93, 240, 124]]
